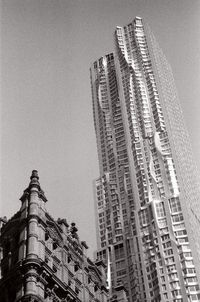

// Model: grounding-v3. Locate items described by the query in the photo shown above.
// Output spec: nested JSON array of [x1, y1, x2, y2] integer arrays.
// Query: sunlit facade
[[90, 17, 200, 302]]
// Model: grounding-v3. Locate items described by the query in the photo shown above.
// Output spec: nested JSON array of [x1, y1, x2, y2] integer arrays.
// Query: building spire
[[20, 170, 47, 203], [29, 170, 40, 188], [30, 169, 39, 180]]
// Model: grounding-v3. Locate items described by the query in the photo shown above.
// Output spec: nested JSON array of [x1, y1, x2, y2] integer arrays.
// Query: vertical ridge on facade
[[90, 16, 200, 302]]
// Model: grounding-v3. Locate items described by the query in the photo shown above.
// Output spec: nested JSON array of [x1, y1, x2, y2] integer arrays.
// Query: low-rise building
[[0, 170, 108, 302]]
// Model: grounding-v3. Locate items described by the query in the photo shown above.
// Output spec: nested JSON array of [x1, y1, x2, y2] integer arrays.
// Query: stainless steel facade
[[90, 17, 200, 302]]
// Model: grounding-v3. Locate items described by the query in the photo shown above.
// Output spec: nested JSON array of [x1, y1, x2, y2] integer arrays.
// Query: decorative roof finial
[[30, 170, 39, 180], [20, 170, 47, 202], [29, 170, 40, 189], [70, 222, 79, 240]]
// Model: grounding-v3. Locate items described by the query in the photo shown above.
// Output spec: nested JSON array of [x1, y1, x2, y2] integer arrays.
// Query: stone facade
[[0, 170, 108, 302]]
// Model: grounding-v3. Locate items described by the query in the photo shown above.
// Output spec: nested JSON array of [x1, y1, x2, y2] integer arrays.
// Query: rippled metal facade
[[90, 17, 200, 302]]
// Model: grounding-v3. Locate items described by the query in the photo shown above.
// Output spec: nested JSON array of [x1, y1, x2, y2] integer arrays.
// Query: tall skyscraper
[[90, 17, 200, 302]]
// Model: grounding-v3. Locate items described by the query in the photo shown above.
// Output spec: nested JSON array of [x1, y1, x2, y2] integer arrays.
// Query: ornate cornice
[[17, 293, 44, 302]]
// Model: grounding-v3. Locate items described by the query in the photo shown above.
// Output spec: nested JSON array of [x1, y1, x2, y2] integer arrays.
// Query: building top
[[20, 169, 48, 203], [0, 171, 108, 302]]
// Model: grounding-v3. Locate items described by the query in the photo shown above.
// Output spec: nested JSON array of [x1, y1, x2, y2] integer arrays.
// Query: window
[[172, 290, 181, 297], [116, 235, 123, 242], [164, 249, 173, 256], [189, 285, 200, 292], [187, 277, 197, 283], [167, 265, 176, 273], [139, 209, 148, 226], [163, 241, 171, 249], [183, 268, 196, 274], [116, 260, 125, 269], [175, 229, 187, 237], [178, 237, 188, 244], [190, 294, 200, 300], [169, 272, 178, 280], [115, 243, 125, 260], [169, 198, 181, 213], [172, 213, 183, 223], [162, 285, 166, 291], [161, 276, 165, 282], [184, 260, 194, 267], [173, 223, 185, 230], [165, 256, 175, 265], [161, 234, 170, 241], [170, 281, 180, 290], [116, 269, 126, 276], [155, 202, 165, 218], [158, 218, 167, 228]]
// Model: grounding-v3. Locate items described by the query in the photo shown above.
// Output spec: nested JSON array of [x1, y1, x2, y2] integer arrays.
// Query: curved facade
[[90, 17, 200, 302]]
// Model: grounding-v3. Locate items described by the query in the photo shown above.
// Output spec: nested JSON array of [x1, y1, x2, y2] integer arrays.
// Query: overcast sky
[[1, 0, 200, 258]]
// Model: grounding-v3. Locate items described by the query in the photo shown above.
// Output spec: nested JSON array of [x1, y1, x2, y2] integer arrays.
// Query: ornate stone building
[[0, 170, 108, 302]]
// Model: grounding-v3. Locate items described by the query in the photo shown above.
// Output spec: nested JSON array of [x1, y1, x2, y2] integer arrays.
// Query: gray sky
[[1, 0, 200, 258]]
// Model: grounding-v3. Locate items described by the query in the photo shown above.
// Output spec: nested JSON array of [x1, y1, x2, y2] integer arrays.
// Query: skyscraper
[[90, 17, 200, 302]]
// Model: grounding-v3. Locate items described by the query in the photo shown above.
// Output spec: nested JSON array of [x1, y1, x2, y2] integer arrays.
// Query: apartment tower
[[90, 17, 200, 302]]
